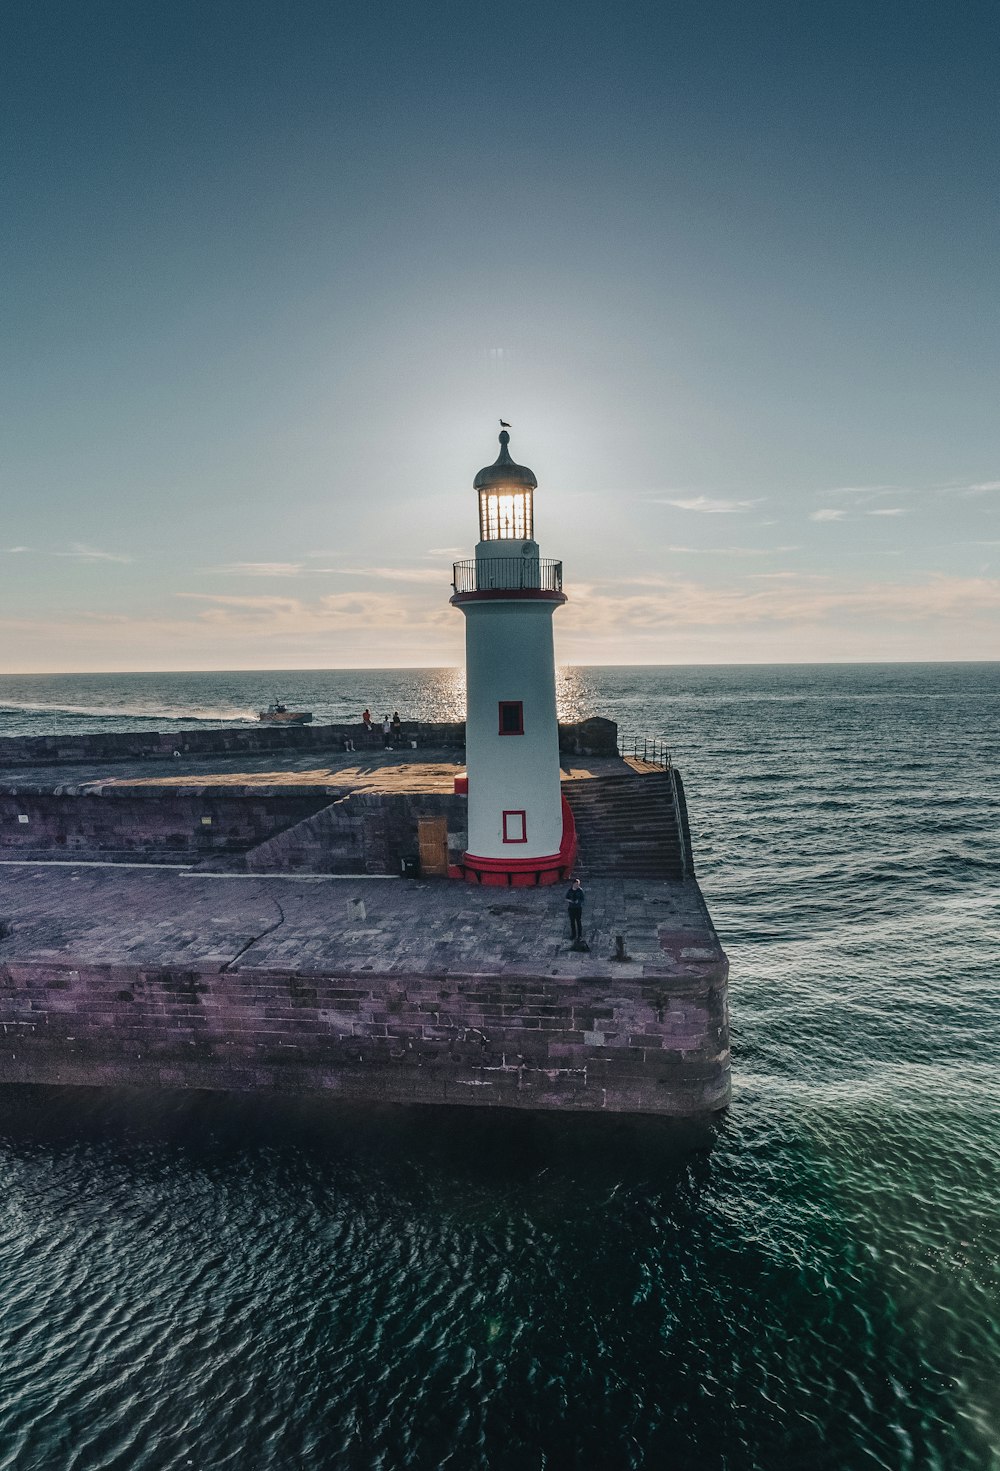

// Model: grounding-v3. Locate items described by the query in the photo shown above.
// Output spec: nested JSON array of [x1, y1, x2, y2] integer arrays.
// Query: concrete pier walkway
[[0, 864, 718, 979], [0, 865, 729, 1116]]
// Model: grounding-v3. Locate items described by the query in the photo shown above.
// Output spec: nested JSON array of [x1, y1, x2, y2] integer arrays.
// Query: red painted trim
[[498, 700, 524, 735], [451, 589, 567, 605], [452, 796, 578, 887], [559, 792, 578, 872], [463, 848, 560, 874], [477, 868, 562, 887], [502, 809, 527, 843]]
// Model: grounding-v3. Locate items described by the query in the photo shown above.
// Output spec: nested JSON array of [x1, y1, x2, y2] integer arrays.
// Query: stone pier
[[0, 865, 728, 1116], [0, 721, 730, 1116]]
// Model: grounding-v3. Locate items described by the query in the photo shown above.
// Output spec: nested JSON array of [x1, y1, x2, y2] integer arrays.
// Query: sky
[[1, 0, 998, 671]]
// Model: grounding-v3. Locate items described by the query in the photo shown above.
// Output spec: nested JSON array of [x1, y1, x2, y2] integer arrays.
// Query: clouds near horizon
[[4, 569, 998, 672]]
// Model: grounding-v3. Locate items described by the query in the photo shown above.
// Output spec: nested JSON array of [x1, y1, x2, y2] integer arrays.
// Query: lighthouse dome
[[473, 431, 537, 490]]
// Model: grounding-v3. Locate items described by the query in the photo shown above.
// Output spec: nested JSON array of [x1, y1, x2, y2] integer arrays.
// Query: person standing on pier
[[566, 878, 585, 943]]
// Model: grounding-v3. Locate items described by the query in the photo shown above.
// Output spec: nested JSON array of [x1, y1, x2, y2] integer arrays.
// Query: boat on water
[[258, 700, 313, 725]]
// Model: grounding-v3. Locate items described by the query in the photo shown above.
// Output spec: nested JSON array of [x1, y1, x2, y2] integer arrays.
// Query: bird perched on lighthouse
[[450, 428, 572, 886]]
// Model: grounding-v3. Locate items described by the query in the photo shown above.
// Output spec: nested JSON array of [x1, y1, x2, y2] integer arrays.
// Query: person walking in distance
[[566, 878, 585, 944]]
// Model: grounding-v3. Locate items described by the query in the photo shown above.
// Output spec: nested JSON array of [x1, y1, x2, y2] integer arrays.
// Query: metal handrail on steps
[[668, 766, 691, 879], [618, 734, 672, 769]]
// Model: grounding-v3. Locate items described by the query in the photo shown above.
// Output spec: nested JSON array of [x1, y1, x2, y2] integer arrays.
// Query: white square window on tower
[[502, 810, 527, 843]]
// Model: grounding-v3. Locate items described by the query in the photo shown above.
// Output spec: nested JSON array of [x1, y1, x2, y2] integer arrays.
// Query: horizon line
[[2, 658, 999, 677]]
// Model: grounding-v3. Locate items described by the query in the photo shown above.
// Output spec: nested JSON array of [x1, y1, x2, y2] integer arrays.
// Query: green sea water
[[0, 663, 998, 1469]]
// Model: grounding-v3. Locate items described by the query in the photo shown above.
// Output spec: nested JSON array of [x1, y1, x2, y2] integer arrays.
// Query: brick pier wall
[[0, 721, 463, 767], [0, 953, 730, 1116], [0, 717, 618, 767], [0, 789, 470, 873], [0, 790, 334, 860]]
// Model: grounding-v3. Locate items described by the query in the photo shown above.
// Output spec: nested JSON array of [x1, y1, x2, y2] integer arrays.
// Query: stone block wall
[[558, 716, 619, 757], [240, 792, 469, 875], [0, 790, 332, 859], [0, 952, 730, 1116], [0, 722, 465, 767], [0, 788, 470, 875], [0, 718, 617, 768]]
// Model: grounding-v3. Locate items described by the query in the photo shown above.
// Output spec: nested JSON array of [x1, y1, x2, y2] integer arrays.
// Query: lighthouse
[[450, 429, 574, 886]]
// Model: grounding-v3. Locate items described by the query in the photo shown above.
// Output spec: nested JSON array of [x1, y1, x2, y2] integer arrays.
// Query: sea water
[[0, 664, 998, 1469]]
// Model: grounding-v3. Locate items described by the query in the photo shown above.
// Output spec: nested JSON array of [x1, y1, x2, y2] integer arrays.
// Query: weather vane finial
[[499, 419, 511, 429]]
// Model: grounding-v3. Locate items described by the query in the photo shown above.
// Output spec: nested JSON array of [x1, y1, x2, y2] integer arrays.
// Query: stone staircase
[[562, 770, 689, 879], [236, 796, 364, 873], [232, 791, 469, 876]]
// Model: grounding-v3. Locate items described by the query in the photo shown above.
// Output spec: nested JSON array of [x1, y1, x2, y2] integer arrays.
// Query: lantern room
[[474, 430, 537, 542]]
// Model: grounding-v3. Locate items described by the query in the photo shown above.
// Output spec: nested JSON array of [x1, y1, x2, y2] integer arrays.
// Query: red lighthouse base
[[449, 798, 577, 886]]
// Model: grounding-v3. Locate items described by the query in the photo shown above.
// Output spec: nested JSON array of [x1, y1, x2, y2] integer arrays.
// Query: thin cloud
[[179, 594, 303, 608], [823, 484, 910, 504], [937, 478, 1000, 497], [1, 588, 461, 664], [749, 572, 834, 581], [559, 574, 1000, 634], [176, 591, 412, 630], [337, 566, 446, 584], [9, 569, 1000, 669], [823, 491, 900, 503], [666, 543, 800, 556], [810, 509, 846, 522], [208, 562, 305, 577], [4, 543, 132, 561], [657, 496, 762, 514], [55, 543, 132, 563], [425, 546, 466, 558], [865, 508, 908, 517], [821, 485, 917, 509]]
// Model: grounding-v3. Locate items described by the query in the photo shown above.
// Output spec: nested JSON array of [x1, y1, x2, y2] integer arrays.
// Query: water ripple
[[1, 665, 999, 1467]]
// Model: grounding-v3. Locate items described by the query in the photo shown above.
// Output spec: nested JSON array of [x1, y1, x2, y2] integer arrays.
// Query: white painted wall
[[474, 539, 540, 588], [460, 598, 563, 860]]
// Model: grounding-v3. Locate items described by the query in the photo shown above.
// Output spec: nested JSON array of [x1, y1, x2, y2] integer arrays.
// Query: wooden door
[[418, 816, 449, 877]]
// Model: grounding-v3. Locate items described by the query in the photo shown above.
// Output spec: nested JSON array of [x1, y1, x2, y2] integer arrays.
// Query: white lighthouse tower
[[450, 429, 573, 887]]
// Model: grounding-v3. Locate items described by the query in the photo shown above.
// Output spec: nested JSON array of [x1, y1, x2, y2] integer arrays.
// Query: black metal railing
[[618, 734, 672, 769], [452, 558, 563, 595], [669, 765, 692, 879]]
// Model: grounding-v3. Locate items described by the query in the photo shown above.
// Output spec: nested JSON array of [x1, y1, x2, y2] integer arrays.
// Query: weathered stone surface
[[0, 718, 617, 770], [0, 789, 333, 861], [0, 866, 729, 1116], [1, 746, 673, 877], [0, 721, 728, 1117]]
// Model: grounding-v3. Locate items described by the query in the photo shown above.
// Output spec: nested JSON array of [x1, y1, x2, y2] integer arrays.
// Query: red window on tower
[[498, 701, 524, 735], [502, 810, 527, 843]]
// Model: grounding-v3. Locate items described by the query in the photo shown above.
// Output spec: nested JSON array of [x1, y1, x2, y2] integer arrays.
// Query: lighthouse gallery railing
[[452, 558, 563, 594]]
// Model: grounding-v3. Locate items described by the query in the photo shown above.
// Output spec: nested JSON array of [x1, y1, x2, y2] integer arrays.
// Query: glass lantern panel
[[479, 488, 533, 541]]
